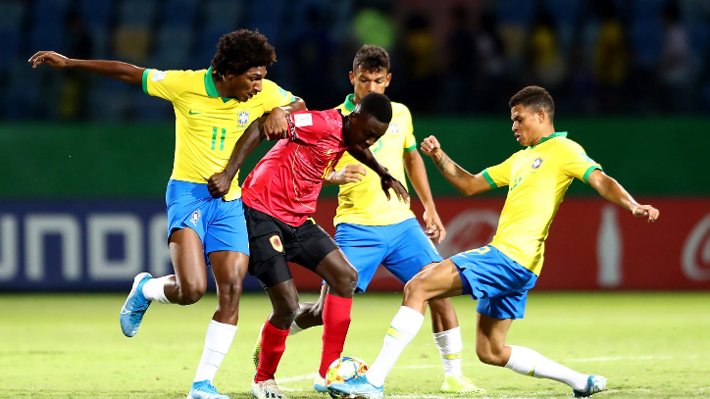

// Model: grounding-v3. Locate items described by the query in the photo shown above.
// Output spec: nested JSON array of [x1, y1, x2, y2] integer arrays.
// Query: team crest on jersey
[[190, 209, 201, 226], [238, 111, 250, 126], [269, 235, 284, 252], [532, 157, 543, 169], [389, 123, 399, 134]]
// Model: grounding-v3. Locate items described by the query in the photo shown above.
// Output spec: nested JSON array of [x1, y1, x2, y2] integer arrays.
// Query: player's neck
[[212, 75, 230, 99], [532, 127, 556, 146]]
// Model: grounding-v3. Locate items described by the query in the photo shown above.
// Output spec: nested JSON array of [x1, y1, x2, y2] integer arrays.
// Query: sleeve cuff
[[482, 169, 497, 189], [404, 143, 417, 152], [141, 69, 151, 95], [582, 165, 602, 184]]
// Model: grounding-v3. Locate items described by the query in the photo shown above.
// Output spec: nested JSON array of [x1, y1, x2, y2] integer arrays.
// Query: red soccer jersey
[[242, 109, 350, 226]]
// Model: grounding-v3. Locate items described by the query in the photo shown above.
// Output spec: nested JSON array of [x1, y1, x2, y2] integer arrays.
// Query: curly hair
[[211, 29, 276, 76], [509, 86, 555, 122], [352, 45, 390, 73], [357, 92, 392, 124]]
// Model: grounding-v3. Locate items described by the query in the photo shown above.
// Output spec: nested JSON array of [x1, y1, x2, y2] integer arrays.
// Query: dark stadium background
[[0, 0, 708, 292]]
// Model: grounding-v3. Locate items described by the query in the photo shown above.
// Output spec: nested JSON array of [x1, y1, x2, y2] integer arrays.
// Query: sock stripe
[[442, 352, 462, 360], [386, 326, 406, 340], [527, 366, 535, 377]]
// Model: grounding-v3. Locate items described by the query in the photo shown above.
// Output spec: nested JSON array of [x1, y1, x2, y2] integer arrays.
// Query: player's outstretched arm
[[421, 135, 492, 196], [208, 116, 268, 198], [587, 169, 659, 223], [263, 97, 307, 141], [28, 51, 144, 84], [347, 147, 409, 203], [404, 149, 446, 243]]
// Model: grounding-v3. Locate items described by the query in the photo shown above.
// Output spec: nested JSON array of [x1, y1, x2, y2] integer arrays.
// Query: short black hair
[[355, 92, 392, 124], [211, 29, 276, 76], [509, 86, 555, 121], [353, 45, 390, 73]]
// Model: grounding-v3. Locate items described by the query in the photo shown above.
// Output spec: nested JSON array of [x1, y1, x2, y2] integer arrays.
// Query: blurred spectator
[[473, 9, 507, 113], [289, 6, 336, 109], [528, 11, 566, 88], [352, 4, 396, 50], [593, 0, 628, 113], [58, 11, 93, 120], [659, 1, 693, 112], [400, 13, 437, 113], [442, 5, 475, 114]]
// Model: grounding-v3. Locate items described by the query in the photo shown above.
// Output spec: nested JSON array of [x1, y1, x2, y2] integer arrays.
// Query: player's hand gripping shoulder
[[29, 51, 72, 68], [326, 164, 367, 185], [263, 107, 291, 141]]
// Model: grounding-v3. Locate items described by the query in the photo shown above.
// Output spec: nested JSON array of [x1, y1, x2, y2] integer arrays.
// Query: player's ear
[[349, 71, 355, 86], [385, 72, 392, 87], [537, 109, 545, 124]]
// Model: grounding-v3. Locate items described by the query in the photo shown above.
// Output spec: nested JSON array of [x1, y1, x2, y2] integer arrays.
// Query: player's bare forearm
[[29, 51, 144, 84], [430, 151, 488, 196], [404, 149, 435, 209], [278, 97, 306, 114], [347, 147, 387, 177], [588, 170, 637, 210], [588, 169, 660, 222], [223, 116, 267, 178]]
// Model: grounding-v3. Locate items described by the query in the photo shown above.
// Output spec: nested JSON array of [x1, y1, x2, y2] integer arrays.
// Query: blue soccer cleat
[[313, 373, 327, 393], [573, 375, 607, 398], [120, 272, 153, 337], [188, 380, 230, 399], [327, 375, 383, 399]]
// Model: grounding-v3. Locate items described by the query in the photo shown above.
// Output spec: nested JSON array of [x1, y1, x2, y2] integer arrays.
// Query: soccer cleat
[[440, 375, 485, 393], [573, 375, 607, 398], [327, 375, 383, 399], [313, 373, 327, 393], [251, 379, 286, 399], [253, 323, 264, 369], [187, 380, 230, 399], [120, 272, 153, 337]]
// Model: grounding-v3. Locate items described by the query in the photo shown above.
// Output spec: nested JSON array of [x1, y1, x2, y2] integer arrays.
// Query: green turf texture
[[1, 292, 708, 398]]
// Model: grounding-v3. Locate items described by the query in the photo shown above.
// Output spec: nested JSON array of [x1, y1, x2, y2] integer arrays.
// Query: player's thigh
[[406, 259, 465, 301], [290, 221, 354, 283], [334, 223, 388, 293], [204, 197, 250, 259], [383, 219, 443, 284], [476, 288, 532, 320], [451, 245, 537, 300], [168, 227, 208, 291]]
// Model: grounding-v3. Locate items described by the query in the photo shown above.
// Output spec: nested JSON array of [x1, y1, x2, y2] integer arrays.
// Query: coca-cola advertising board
[[290, 198, 710, 291]]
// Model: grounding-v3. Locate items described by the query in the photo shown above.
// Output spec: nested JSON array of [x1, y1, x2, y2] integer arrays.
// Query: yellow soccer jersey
[[142, 67, 294, 201], [332, 94, 416, 227], [482, 132, 602, 275]]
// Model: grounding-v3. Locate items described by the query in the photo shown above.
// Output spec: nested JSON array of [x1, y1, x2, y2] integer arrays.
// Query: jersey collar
[[343, 94, 357, 112], [531, 131, 567, 148], [204, 67, 236, 103]]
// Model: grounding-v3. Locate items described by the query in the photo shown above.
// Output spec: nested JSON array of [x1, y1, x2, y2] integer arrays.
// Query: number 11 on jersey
[[212, 127, 227, 150]]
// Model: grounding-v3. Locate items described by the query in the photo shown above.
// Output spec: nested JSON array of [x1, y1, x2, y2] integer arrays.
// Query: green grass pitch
[[1, 292, 708, 398]]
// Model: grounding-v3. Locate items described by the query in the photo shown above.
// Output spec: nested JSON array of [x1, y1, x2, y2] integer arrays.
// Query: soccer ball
[[326, 356, 368, 387]]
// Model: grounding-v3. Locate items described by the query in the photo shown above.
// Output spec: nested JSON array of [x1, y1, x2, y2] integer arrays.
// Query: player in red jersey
[[208, 92, 407, 399]]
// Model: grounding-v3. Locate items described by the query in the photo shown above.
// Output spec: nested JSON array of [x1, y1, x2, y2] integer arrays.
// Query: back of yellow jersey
[[332, 94, 417, 227], [142, 68, 294, 201], [482, 133, 602, 275]]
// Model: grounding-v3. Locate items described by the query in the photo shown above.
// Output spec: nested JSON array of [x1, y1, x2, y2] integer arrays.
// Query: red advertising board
[[290, 198, 710, 291]]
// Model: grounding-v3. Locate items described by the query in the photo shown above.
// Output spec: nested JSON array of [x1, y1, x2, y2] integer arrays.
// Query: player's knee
[[272, 296, 300, 326], [475, 344, 506, 366], [217, 279, 243, 300], [403, 274, 429, 302], [178, 283, 206, 305], [327, 267, 357, 297]]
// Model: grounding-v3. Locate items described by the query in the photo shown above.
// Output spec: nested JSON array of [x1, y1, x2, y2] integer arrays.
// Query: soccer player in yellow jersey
[[329, 86, 660, 399], [252, 45, 480, 394], [29, 30, 306, 399]]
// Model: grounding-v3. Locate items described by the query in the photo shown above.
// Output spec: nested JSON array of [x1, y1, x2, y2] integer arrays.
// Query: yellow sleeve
[[259, 79, 296, 112], [400, 105, 416, 152], [482, 153, 516, 188], [142, 69, 190, 101], [558, 139, 603, 183]]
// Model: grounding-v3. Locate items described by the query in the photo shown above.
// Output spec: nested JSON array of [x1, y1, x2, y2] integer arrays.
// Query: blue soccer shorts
[[334, 218, 443, 293], [450, 245, 538, 320], [166, 179, 249, 265]]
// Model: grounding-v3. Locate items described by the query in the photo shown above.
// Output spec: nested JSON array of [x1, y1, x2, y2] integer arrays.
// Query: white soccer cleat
[[573, 375, 607, 397], [251, 379, 286, 399]]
